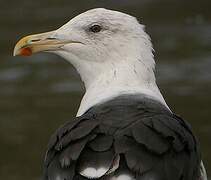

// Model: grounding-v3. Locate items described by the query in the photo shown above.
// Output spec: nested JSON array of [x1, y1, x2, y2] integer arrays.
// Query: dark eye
[[89, 24, 102, 33]]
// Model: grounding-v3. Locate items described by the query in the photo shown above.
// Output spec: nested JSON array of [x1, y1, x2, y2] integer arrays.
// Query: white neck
[[57, 27, 170, 117], [75, 59, 170, 117]]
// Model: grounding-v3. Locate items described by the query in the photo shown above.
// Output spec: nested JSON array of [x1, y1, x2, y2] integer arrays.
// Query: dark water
[[0, 0, 210, 179]]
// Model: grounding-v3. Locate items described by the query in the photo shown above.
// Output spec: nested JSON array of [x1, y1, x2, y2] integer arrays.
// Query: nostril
[[31, 39, 41, 42], [30, 38, 56, 43], [46, 37, 56, 40]]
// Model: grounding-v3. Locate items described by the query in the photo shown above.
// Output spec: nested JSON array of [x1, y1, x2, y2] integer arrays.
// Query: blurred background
[[0, 0, 210, 179]]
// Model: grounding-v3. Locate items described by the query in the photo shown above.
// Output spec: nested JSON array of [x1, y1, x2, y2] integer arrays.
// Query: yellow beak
[[13, 31, 79, 56]]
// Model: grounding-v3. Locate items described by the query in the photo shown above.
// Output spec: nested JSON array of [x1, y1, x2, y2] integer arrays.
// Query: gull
[[14, 8, 207, 180]]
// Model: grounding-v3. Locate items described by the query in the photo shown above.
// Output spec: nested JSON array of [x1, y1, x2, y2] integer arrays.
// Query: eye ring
[[89, 24, 102, 33]]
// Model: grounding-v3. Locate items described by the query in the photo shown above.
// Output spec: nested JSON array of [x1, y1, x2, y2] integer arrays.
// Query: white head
[[14, 8, 169, 116]]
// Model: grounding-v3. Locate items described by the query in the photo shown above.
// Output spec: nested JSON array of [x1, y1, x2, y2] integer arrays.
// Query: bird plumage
[[44, 94, 201, 180], [13, 8, 207, 180]]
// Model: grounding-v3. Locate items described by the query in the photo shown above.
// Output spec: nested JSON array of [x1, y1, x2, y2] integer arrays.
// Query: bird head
[[13, 8, 168, 116], [14, 8, 155, 86]]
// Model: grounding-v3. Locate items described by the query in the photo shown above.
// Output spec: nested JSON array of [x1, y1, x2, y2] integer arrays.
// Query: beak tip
[[13, 41, 32, 57], [13, 49, 18, 57], [13, 39, 23, 57], [13, 35, 31, 57], [13, 44, 22, 56]]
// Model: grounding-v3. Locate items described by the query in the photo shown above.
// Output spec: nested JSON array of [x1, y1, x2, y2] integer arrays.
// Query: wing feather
[[43, 95, 202, 180]]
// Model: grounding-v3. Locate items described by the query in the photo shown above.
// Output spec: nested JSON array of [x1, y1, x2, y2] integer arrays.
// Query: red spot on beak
[[20, 47, 32, 56]]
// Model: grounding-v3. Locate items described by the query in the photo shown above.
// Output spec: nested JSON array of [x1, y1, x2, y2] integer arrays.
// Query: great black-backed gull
[[14, 8, 207, 180]]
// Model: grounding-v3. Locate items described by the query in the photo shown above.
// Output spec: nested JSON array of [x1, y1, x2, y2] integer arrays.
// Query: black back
[[43, 94, 201, 180]]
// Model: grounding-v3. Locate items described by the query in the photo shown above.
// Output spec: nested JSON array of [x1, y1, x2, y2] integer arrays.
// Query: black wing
[[43, 96, 201, 180]]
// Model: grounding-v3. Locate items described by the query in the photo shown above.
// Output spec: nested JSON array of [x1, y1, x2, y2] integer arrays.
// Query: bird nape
[[14, 8, 207, 180]]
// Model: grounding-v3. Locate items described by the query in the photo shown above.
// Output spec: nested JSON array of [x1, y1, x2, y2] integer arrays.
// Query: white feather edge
[[79, 155, 120, 179]]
